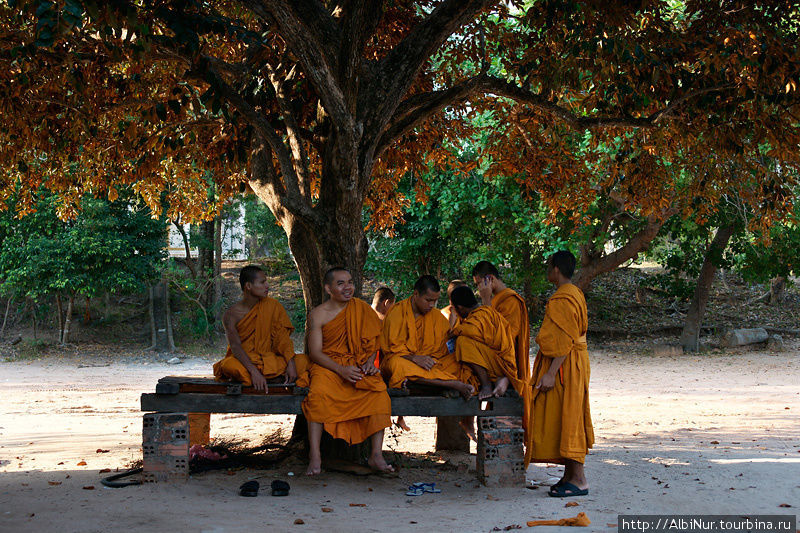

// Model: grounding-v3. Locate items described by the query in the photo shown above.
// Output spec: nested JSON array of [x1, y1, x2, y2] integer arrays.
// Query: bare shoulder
[[224, 301, 249, 326], [309, 300, 340, 329]]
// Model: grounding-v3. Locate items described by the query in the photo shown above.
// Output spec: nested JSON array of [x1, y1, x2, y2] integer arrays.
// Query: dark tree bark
[[573, 211, 676, 292], [769, 276, 786, 304], [60, 295, 74, 345], [1, 297, 13, 340], [213, 215, 223, 326], [680, 225, 737, 352], [149, 280, 176, 352]]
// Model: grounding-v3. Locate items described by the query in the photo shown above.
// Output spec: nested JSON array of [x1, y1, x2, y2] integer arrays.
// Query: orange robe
[[492, 288, 531, 383], [529, 283, 594, 465], [452, 306, 522, 393], [299, 298, 391, 445], [213, 297, 301, 385], [379, 298, 460, 388]]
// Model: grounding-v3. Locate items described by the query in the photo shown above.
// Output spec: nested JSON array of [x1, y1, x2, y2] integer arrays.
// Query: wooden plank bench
[[140, 376, 525, 486]]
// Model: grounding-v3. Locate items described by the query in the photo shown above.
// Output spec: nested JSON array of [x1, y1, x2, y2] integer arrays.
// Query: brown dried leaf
[[76, 461, 87, 466], [349, 503, 366, 507], [321, 507, 333, 513], [48, 481, 62, 486], [82, 485, 94, 490], [294, 519, 305, 525], [565, 501, 579, 507]]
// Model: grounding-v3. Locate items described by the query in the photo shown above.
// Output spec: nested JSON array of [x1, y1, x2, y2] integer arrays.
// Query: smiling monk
[[299, 267, 393, 476]]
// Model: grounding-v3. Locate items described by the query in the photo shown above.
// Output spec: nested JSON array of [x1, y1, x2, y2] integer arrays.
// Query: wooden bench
[[140, 376, 525, 486]]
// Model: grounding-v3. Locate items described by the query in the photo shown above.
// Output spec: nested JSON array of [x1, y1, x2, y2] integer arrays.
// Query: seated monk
[[530, 251, 594, 498], [299, 267, 393, 476], [381, 275, 474, 399], [213, 265, 305, 391], [370, 286, 395, 368], [450, 286, 525, 401], [371, 286, 396, 322], [441, 279, 466, 331], [472, 261, 531, 384]]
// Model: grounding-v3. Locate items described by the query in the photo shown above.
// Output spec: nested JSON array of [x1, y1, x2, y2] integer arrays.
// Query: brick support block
[[476, 416, 525, 487], [142, 413, 189, 483]]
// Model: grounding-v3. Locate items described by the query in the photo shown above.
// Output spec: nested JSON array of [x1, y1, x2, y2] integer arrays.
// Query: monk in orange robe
[[450, 286, 524, 400], [213, 265, 304, 390], [530, 251, 594, 498], [371, 286, 395, 322], [300, 267, 393, 476], [441, 279, 466, 329], [380, 275, 473, 399], [472, 261, 531, 383]]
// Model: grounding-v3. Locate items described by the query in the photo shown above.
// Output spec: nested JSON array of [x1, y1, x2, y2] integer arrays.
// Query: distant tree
[[0, 190, 166, 343]]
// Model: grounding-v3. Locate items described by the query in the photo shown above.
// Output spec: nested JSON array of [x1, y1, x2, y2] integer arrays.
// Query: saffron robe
[[529, 283, 594, 464], [452, 306, 522, 392], [213, 297, 301, 385], [379, 298, 460, 388], [492, 288, 531, 383], [299, 298, 391, 445]]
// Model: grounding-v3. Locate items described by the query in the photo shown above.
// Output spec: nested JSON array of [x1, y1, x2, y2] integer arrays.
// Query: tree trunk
[[149, 280, 175, 352], [173, 220, 197, 278], [435, 417, 470, 452], [55, 294, 64, 343], [680, 225, 736, 352], [769, 276, 786, 304], [61, 295, 74, 345], [0, 297, 12, 339], [213, 215, 223, 327]]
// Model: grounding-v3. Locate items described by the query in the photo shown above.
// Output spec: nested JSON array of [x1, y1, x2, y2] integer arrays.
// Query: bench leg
[[476, 416, 525, 486], [142, 413, 190, 483], [188, 413, 211, 446]]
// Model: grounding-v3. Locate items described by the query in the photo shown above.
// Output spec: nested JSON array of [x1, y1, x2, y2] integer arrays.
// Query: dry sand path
[[1, 344, 799, 532]]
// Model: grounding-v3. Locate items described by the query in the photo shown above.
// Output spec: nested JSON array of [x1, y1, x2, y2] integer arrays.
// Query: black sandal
[[239, 480, 260, 497], [548, 481, 588, 497]]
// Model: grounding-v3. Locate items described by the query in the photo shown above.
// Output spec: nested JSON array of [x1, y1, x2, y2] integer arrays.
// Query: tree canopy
[[2, 1, 799, 307]]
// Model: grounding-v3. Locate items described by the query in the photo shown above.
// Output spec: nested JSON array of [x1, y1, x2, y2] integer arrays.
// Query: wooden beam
[[140, 393, 523, 417]]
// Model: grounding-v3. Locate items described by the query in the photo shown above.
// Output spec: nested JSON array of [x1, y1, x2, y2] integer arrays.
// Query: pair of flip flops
[[548, 481, 588, 497], [239, 480, 291, 497], [405, 482, 441, 496]]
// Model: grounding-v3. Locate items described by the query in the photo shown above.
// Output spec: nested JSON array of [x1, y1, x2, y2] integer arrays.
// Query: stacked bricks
[[476, 416, 525, 486], [142, 413, 190, 483]]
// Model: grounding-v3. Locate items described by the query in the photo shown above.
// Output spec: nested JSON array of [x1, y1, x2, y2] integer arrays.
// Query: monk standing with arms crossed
[[529, 251, 594, 497], [213, 265, 304, 390], [300, 267, 394, 476]]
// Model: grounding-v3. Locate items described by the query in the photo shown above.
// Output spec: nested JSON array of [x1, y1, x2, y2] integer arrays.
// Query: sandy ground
[[1, 343, 799, 533]]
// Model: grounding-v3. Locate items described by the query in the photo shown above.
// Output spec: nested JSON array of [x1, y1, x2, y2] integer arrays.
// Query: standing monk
[[380, 275, 474, 400], [450, 286, 523, 400], [300, 267, 393, 476], [472, 261, 531, 384], [213, 265, 304, 390], [529, 251, 594, 497]]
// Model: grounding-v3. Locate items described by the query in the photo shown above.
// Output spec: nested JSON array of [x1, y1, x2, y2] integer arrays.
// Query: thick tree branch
[[243, 0, 356, 136], [375, 75, 487, 156], [573, 208, 678, 291], [363, 0, 491, 136]]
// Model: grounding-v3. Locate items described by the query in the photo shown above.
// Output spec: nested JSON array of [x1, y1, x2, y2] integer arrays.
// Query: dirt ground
[[1, 342, 799, 533]]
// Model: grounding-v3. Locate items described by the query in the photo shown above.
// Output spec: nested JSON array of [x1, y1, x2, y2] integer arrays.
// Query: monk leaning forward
[[299, 267, 394, 476], [450, 286, 526, 401], [472, 261, 531, 384], [530, 250, 594, 498], [380, 275, 473, 401], [213, 265, 306, 390]]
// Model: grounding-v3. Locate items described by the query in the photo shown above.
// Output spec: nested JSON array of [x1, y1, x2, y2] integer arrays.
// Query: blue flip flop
[[406, 485, 424, 496]]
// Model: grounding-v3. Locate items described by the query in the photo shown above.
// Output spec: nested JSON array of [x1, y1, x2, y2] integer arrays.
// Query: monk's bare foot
[[478, 383, 493, 400], [368, 454, 395, 473], [492, 377, 510, 398], [459, 419, 477, 442], [394, 416, 411, 432], [454, 382, 474, 401], [306, 456, 322, 476]]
